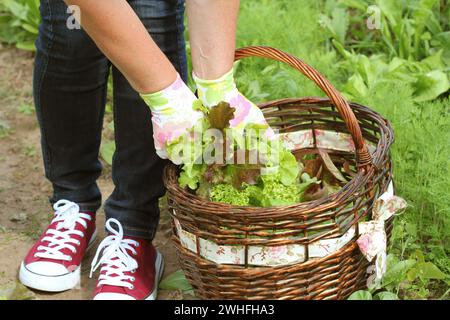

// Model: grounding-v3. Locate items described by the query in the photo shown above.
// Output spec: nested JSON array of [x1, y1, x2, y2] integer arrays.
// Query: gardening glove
[[140, 73, 204, 164], [193, 67, 275, 139]]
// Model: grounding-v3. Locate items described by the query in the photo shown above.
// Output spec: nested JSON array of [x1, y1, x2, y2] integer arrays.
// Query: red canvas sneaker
[[90, 218, 164, 300], [19, 200, 97, 292]]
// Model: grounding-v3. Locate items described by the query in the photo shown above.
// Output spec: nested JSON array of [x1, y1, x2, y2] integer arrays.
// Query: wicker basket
[[163, 46, 396, 300]]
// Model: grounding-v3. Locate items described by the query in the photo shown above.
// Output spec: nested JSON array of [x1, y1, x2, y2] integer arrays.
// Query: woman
[[19, 0, 270, 300]]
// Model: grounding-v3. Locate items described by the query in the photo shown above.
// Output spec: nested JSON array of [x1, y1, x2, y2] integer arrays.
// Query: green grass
[[236, 0, 449, 299]]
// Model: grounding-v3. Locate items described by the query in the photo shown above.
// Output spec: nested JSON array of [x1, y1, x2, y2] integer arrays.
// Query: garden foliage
[[235, 0, 449, 299], [0, 0, 40, 51]]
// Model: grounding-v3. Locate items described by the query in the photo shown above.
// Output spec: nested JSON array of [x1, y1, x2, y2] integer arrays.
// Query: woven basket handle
[[234, 46, 372, 169]]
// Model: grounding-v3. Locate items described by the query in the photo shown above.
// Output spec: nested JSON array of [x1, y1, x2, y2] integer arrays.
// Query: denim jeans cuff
[[104, 199, 161, 241], [49, 197, 101, 213], [76, 200, 102, 213], [106, 224, 158, 241]]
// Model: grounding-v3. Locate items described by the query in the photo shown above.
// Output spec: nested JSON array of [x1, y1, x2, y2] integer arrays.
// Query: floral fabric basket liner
[[173, 130, 407, 279]]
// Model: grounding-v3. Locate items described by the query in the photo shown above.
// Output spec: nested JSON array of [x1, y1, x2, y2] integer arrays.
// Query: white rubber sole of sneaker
[[19, 230, 98, 292], [145, 250, 164, 300]]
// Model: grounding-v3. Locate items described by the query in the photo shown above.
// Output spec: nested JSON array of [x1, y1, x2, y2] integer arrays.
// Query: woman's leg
[[19, 0, 110, 292], [103, 0, 187, 239], [34, 0, 109, 212]]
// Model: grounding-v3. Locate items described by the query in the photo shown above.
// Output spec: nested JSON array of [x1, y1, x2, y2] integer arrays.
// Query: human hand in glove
[[193, 67, 275, 139], [140, 74, 204, 163]]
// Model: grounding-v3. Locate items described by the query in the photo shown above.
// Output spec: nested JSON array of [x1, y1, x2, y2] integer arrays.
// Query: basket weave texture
[[163, 46, 395, 300]]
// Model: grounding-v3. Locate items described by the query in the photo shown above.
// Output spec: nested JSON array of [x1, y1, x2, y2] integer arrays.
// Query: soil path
[[0, 47, 184, 300]]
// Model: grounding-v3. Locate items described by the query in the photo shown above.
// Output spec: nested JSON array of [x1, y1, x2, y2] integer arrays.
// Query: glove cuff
[[193, 67, 237, 107], [140, 73, 194, 114]]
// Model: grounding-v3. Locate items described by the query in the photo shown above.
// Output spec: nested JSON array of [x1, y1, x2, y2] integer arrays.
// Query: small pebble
[[10, 212, 28, 223]]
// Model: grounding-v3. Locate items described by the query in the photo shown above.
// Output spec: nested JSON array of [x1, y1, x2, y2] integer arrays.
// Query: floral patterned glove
[[140, 74, 203, 163], [193, 67, 275, 139]]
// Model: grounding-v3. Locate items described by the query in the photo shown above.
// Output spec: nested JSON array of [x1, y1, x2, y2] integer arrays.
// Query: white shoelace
[[89, 218, 139, 290], [35, 200, 92, 262]]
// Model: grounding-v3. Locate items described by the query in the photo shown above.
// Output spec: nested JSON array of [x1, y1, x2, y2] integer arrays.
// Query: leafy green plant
[[348, 290, 398, 300], [0, 0, 40, 51], [334, 43, 449, 102], [387, 211, 449, 299], [332, 0, 449, 63], [159, 269, 194, 296], [319, 0, 450, 102], [17, 103, 34, 115], [0, 121, 11, 138], [23, 145, 35, 157], [177, 102, 348, 207], [348, 250, 447, 300]]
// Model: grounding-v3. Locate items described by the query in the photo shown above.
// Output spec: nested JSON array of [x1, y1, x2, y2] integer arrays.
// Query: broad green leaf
[[2, 0, 27, 20], [416, 262, 447, 280], [411, 249, 425, 263], [348, 290, 373, 300], [375, 291, 399, 300], [404, 222, 417, 238], [21, 23, 38, 34], [318, 4, 349, 45], [407, 267, 418, 282], [331, 7, 349, 44], [318, 14, 335, 38], [343, 73, 368, 98], [278, 149, 299, 185], [100, 141, 115, 166], [388, 57, 407, 73], [383, 259, 416, 287], [419, 49, 446, 71], [390, 69, 419, 83], [15, 41, 35, 51], [159, 269, 193, 292], [413, 70, 450, 102]]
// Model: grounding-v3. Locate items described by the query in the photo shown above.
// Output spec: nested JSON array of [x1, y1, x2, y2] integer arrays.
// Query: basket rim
[[163, 97, 394, 218], [235, 46, 374, 169]]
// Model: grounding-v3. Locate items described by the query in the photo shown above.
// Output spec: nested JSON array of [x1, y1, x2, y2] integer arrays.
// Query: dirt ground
[[0, 46, 184, 300]]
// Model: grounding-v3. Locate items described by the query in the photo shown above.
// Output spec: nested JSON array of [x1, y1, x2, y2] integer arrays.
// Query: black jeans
[[34, 0, 187, 240]]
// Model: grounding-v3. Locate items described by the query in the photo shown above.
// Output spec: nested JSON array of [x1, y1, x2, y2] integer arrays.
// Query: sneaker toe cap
[[93, 292, 136, 300], [25, 261, 70, 276]]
